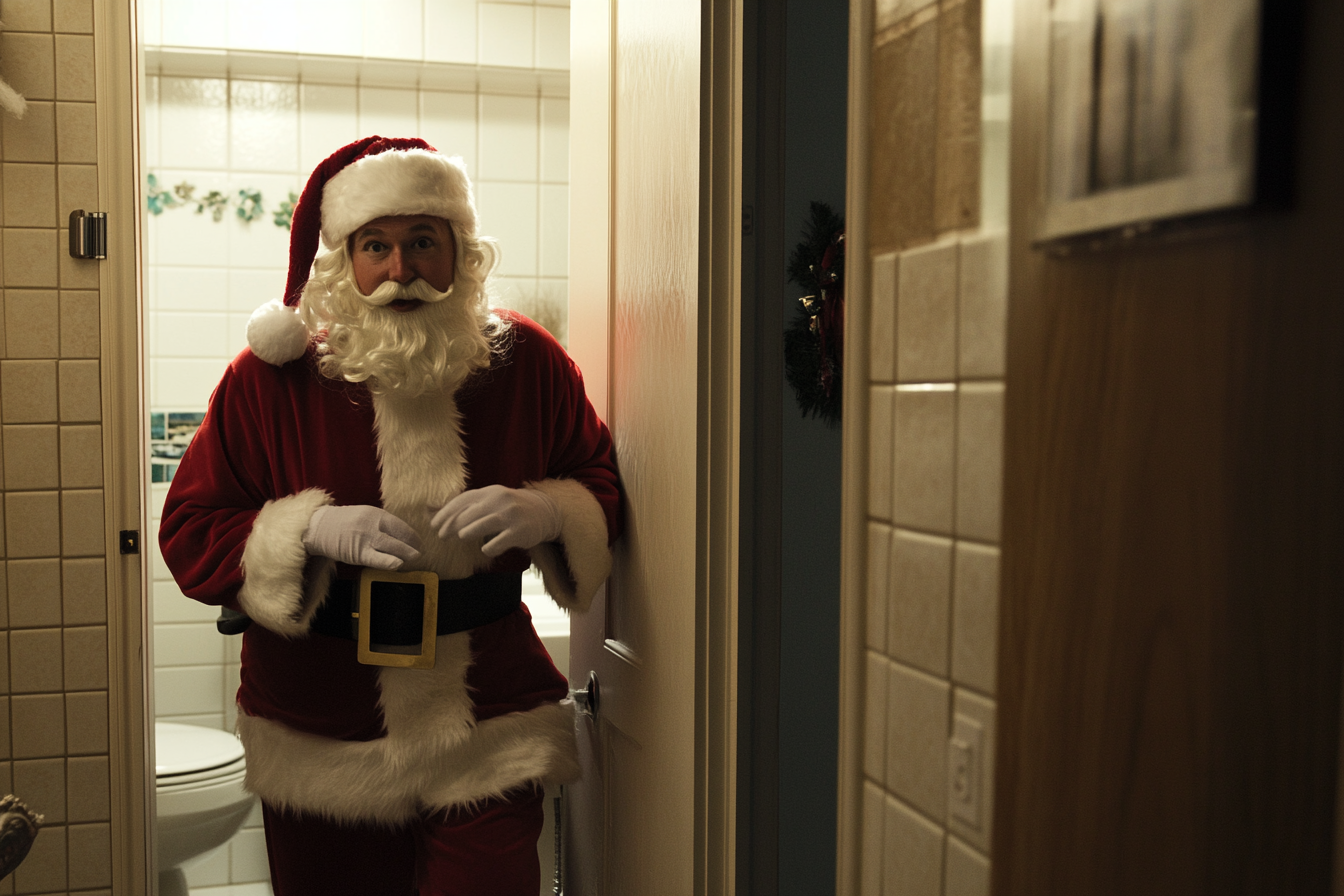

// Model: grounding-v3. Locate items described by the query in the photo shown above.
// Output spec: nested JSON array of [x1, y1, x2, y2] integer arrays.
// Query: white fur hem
[[527, 479, 613, 613], [237, 701, 578, 824], [238, 488, 336, 638]]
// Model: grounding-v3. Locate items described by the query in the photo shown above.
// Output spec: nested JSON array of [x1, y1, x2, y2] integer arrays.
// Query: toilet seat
[[156, 722, 246, 779]]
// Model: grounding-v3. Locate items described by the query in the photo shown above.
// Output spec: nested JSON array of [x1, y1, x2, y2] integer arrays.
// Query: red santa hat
[[246, 135, 478, 366]]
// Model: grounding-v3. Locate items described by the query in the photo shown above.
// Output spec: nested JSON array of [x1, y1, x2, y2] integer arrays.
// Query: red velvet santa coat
[[159, 312, 620, 824]]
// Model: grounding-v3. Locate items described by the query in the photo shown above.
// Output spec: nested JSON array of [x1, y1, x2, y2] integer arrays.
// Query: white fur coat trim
[[321, 149, 477, 250], [238, 488, 335, 638], [237, 696, 579, 824], [526, 478, 613, 613]]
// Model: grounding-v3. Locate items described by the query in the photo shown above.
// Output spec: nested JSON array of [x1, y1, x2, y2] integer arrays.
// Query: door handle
[[570, 671, 599, 720]]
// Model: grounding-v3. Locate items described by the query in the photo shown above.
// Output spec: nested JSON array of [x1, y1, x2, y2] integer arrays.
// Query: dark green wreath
[[785, 201, 845, 427]]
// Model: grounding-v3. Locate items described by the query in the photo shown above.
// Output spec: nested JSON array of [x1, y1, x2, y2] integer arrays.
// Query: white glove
[[301, 505, 422, 570], [430, 485, 563, 558]]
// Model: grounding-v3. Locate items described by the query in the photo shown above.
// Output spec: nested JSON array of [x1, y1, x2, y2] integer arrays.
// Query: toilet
[[155, 722, 257, 896]]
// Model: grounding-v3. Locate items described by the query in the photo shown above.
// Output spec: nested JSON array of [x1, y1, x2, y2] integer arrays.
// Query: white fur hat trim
[[320, 149, 476, 250], [247, 298, 310, 365]]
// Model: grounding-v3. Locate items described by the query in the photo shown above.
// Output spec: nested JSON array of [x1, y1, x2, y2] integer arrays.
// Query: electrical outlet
[[948, 713, 983, 828]]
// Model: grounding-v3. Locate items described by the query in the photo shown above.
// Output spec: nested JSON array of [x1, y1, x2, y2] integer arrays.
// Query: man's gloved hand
[[301, 505, 422, 570], [430, 485, 562, 558]]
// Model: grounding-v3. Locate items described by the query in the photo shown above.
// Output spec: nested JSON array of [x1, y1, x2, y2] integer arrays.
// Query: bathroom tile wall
[[0, 0, 116, 892], [857, 1, 1010, 894], [141, 3, 570, 888]]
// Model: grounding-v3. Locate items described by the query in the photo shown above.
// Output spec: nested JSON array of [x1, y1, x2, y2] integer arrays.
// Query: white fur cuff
[[238, 488, 336, 638], [526, 479, 613, 613]]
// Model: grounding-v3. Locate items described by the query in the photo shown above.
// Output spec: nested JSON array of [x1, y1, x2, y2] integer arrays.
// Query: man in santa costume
[[159, 136, 621, 895]]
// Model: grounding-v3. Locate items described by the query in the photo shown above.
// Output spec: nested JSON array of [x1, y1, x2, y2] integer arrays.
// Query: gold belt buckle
[[355, 569, 439, 670]]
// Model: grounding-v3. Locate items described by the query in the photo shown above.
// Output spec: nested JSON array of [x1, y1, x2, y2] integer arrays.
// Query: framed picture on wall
[[1039, 0, 1266, 241]]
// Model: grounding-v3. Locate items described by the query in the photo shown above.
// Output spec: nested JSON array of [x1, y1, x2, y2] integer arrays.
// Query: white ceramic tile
[[363, 0, 422, 60], [155, 664, 225, 716], [891, 385, 956, 534], [140, 0, 162, 44], [425, 0, 477, 64], [154, 622, 226, 666], [228, 311, 252, 356], [228, 268, 286, 313], [882, 796, 944, 896], [420, 91, 478, 176], [947, 689, 995, 854], [295, 0, 362, 56], [952, 542, 999, 695], [161, 0, 226, 48], [228, 0, 298, 52], [476, 181, 538, 276], [152, 581, 218, 624], [357, 86, 419, 142], [867, 386, 895, 522], [866, 522, 891, 652], [885, 660, 949, 821], [479, 93, 538, 182], [184, 840, 231, 887], [955, 382, 1004, 542], [539, 96, 568, 183], [864, 651, 888, 783], [539, 184, 567, 277], [229, 826, 270, 883], [860, 782, 885, 896], [158, 711, 226, 728], [896, 239, 958, 383], [158, 78, 229, 169], [143, 75, 162, 169], [536, 5, 570, 69], [151, 483, 170, 520], [299, 84, 358, 174], [155, 267, 230, 313], [958, 232, 1008, 379], [945, 837, 990, 896], [869, 252, 897, 384], [889, 528, 952, 676], [229, 81, 300, 173], [153, 358, 230, 408], [479, 2, 535, 69], [151, 192, 232, 268], [227, 173, 301, 270], [154, 311, 229, 360]]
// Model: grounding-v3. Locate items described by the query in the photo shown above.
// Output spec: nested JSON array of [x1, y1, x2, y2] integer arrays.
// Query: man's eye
[[363, 241, 386, 253], [414, 238, 434, 249]]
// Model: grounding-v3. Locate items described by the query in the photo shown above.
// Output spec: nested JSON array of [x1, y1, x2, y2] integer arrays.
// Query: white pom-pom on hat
[[247, 298, 309, 366]]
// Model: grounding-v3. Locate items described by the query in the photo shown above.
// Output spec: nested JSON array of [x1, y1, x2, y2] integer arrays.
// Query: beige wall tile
[[864, 651, 889, 783], [945, 836, 990, 896], [60, 488, 102, 555], [952, 541, 999, 695], [870, 19, 937, 253], [1, 360, 58, 423], [868, 386, 895, 521], [8, 558, 60, 627], [68, 821, 111, 889], [867, 522, 891, 652], [896, 240, 957, 382], [2, 164, 57, 228], [66, 754, 109, 822], [5, 491, 59, 558], [886, 660, 950, 821], [53, 0, 93, 32], [13, 757, 64, 824], [55, 101, 97, 163], [53, 34, 94, 102], [9, 628, 61, 693], [869, 252, 898, 384], [958, 233, 1007, 378], [11, 693, 63, 758], [62, 626, 105, 690], [58, 358, 99, 421], [5, 290, 60, 358], [3, 229, 59, 288], [56, 163, 96, 220], [59, 424, 100, 487], [11, 821, 64, 893], [0, 633, 8, 693], [0, 32, 55, 101], [65, 689, 106, 754], [1, 100, 56, 162], [58, 245, 98, 288], [889, 528, 952, 676], [876, 0, 937, 32], [0, 0, 53, 31], [61, 556, 105, 624], [882, 795, 944, 896], [891, 386, 956, 533], [3, 424, 58, 490], [0, 562, 8, 626], [955, 382, 1004, 541], [0, 697, 9, 760], [934, 0, 982, 232], [860, 781, 886, 896], [948, 688, 995, 854], [59, 290, 98, 357]]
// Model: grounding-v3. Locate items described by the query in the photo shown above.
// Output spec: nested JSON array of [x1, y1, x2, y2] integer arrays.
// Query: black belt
[[309, 571, 523, 645]]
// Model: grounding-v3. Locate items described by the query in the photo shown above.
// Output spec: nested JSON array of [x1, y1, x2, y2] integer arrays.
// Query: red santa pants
[[261, 785, 545, 896]]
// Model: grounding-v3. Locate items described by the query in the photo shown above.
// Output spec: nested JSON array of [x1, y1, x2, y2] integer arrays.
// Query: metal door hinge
[[69, 210, 107, 260]]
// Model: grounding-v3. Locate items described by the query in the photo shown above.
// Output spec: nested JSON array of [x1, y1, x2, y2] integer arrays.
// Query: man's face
[[349, 214, 456, 311]]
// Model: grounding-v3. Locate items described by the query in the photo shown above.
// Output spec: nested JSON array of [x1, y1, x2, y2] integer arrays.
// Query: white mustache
[[354, 277, 454, 307]]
